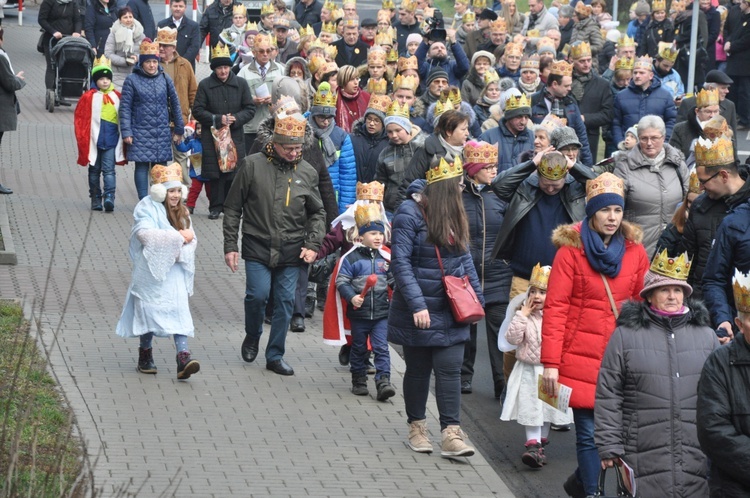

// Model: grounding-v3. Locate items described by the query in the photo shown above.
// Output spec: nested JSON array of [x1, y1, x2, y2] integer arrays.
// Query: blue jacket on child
[[336, 245, 393, 321], [175, 137, 204, 181]]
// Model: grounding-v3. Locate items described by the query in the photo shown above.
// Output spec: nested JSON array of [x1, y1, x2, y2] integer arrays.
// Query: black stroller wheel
[[46, 89, 55, 113]]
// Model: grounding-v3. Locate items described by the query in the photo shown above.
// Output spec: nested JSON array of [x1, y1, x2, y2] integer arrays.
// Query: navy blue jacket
[[350, 118, 389, 183], [158, 16, 202, 69], [387, 180, 484, 347], [702, 201, 750, 328], [336, 245, 392, 321], [612, 77, 677, 145], [85, 0, 117, 56], [127, 0, 156, 40], [479, 118, 535, 172], [530, 90, 594, 166], [415, 40, 470, 88]]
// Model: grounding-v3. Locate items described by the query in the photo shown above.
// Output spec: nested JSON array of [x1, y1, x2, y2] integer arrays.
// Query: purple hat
[[640, 270, 693, 299]]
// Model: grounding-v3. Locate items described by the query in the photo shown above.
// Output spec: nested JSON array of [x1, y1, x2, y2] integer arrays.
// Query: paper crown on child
[[695, 136, 734, 167], [149, 163, 187, 202], [652, 0, 666, 11], [426, 156, 463, 184], [696, 87, 720, 108], [367, 94, 392, 114], [657, 41, 679, 63], [92, 55, 113, 81], [368, 46, 387, 65], [464, 141, 498, 165], [355, 204, 385, 231], [650, 249, 692, 280], [538, 151, 568, 181], [569, 41, 591, 60], [356, 181, 385, 202], [397, 55, 419, 72], [386, 100, 410, 119], [733, 269, 750, 314], [529, 263, 551, 291], [586, 172, 624, 202], [615, 56, 635, 71]]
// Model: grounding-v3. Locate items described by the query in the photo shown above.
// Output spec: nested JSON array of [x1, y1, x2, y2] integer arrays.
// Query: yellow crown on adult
[[670, 0, 686, 13], [401, 0, 417, 11], [322, 21, 338, 33], [615, 56, 635, 70], [650, 249, 692, 281], [393, 74, 419, 92], [367, 79, 389, 96], [313, 82, 338, 107], [308, 54, 327, 75], [299, 24, 315, 37], [309, 38, 328, 51], [426, 156, 463, 184], [274, 113, 307, 138], [520, 54, 540, 71], [463, 11, 476, 22], [93, 54, 112, 68], [618, 35, 636, 48], [272, 94, 301, 116], [324, 44, 338, 59], [652, 0, 666, 11], [340, 17, 360, 28], [332, 8, 345, 19], [356, 181, 385, 201], [316, 61, 339, 78], [354, 204, 383, 228], [464, 141, 498, 165], [490, 18, 507, 32], [505, 42, 524, 58], [484, 69, 500, 84], [245, 21, 259, 31], [455, 0, 470, 4], [156, 26, 178, 45], [570, 40, 592, 60], [633, 56, 653, 71], [575, 1, 592, 16], [386, 100, 410, 119], [434, 98, 455, 118], [397, 55, 419, 72], [695, 136, 734, 167], [440, 88, 462, 109], [368, 47, 387, 65], [150, 163, 183, 185], [375, 31, 393, 46], [549, 60, 573, 77], [382, 0, 396, 8], [261, 2, 275, 15], [378, 8, 391, 21], [387, 47, 399, 62], [657, 41, 679, 63], [233, 4, 247, 16], [473, 0, 486, 9], [529, 263, 551, 291], [343, 0, 356, 6], [696, 87, 720, 108], [324, 0, 337, 10], [688, 171, 701, 194], [269, 34, 278, 46], [733, 269, 750, 314], [140, 39, 160, 56], [586, 172, 624, 202], [538, 152, 568, 180], [702, 115, 730, 139], [505, 92, 531, 112]]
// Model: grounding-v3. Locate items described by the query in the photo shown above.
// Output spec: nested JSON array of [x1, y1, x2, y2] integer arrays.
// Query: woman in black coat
[[85, 0, 117, 56], [38, 0, 83, 91]]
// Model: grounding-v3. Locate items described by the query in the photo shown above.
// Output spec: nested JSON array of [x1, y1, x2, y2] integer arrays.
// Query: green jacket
[[223, 151, 326, 268]]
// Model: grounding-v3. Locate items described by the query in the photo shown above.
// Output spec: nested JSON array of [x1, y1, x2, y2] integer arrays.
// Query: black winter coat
[[200, 1, 238, 48], [669, 110, 702, 160], [38, 0, 82, 43], [191, 71, 255, 180], [85, 0, 117, 56], [697, 333, 750, 498], [726, 11, 750, 77], [398, 134, 448, 204], [349, 118, 389, 183], [127, 0, 156, 40], [573, 72, 613, 161], [639, 18, 674, 57]]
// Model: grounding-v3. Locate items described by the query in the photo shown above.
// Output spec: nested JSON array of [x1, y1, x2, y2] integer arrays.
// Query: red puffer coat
[[540, 220, 649, 409]]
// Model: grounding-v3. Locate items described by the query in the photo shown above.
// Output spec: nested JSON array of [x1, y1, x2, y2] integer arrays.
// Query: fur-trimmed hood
[[616, 298, 711, 329], [551, 220, 644, 249], [412, 98, 427, 119], [285, 56, 311, 80], [255, 115, 317, 151]]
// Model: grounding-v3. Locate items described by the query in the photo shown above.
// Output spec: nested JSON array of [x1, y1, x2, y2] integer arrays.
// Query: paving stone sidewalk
[[0, 24, 514, 497]]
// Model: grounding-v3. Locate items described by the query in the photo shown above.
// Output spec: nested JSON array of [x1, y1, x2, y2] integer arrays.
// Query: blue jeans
[[573, 408, 599, 495], [134, 162, 155, 200], [88, 147, 116, 199], [244, 260, 299, 362], [349, 318, 390, 380], [402, 343, 464, 430]]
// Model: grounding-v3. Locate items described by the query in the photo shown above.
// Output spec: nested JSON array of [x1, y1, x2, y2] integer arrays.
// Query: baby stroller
[[45, 36, 95, 113]]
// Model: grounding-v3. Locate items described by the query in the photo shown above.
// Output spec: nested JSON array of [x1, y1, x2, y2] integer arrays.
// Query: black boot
[[290, 315, 305, 332], [103, 194, 115, 212], [351, 374, 368, 396], [304, 285, 316, 318], [176, 351, 200, 380], [91, 196, 103, 211], [376, 375, 396, 401], [241, 334, 260, 362], [137, 347, 157, 374], [338, 344, 351, 366]]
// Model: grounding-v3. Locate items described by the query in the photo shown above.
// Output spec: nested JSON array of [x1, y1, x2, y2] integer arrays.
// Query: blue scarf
[[580, 219, 625, 278]]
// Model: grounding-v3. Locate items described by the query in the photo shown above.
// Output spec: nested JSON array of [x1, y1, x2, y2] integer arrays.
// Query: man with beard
[[600, 34, 637, 82], [569, 41, 612, 161], [415, 30, 469, 87], [669, 88, 720, 159], [465, 8, 497, 59], [479, 92, 534, 171], [413, 67, 448, 132], [652, 41, 684, 101]]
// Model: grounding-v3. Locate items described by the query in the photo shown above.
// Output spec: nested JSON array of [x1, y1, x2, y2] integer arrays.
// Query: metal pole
[[612, 0, 619, 28], [686, 0, 700, 93], [18, 0, 23, 27]]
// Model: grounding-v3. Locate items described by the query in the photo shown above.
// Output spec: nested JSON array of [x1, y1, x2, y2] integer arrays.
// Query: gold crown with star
[[615, 56, 635, 70], [313, 82, 338, 107], [689, 171, 701, 194], [490, 18, 507, 32], [397, 55, 419, 72], [633, 56, 653, 71], [354, 203, 383, 228], [426, 156, 463, 184], [586, 172, 624, 202], [529, 263, 551, 291], [324, 0, 337, 10], [386, 100, 410, 119], [322, 21, 338, 33], [652, 0, 666, 11], [538, 151, 568, 180], [387, 47, 399, 62], [274, 113, 307, 138], [261, 2, 275, 15], [618, 35, 636, 48], [733, 269, 750, 313], [464, 141, 498, 165], [368, 93, 392, 111], [505, 93, 531, 112], [650, 249, 692, 280], [463, 11, 476, 22], [368, 46, 387, 65], [393, 74, 419, 92], [150, 162, 183, 185], [434, 98, 455, 118], [570, 41, 591, 60], [549, 60, 573, 77], [93, 54, 111, 68], [233, 4, 247, 16], [484, 69, 500, 84], [695, 136, 734, 167], [696, 87, 720, 108], [356, 181, 385, 202], [657, 41, 679, 63], [324, 44, 338, 59]]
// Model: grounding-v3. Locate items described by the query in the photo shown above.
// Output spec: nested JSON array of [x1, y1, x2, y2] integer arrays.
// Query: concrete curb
[[0, 195, 18, 265]]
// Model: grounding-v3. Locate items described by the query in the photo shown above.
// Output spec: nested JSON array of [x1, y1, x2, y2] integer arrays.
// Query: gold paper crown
[[538, 152, 568, 180], [650, 250, 692, 281], [733, 269, 750, 314], [504, 42, 523, 57], [463, 11, 476, 22], [426, 156, 463, 184], [270, 34, 278, 46], [455, 0, 470, 4], [586, 172, 625, 202], [695, 137, 734, 167], [386, 100, 410, 119], [473, 0, 486, 8], [529, 263, 551, 290], [140, 39, 160, 56], [332, 8, 344, 19], [150, 162, 183, 185], [274, 113, 307, 138], [401, 0, 417, 11], [652, 0, 666, 10], [387, 47, 399, 62], [464, 141, 498, 165], [261, 2, 275, 15], [702, 115, 731, 139], [324, 44, 338, 60], [688, 171, 701, 194], [633, 56, 653, 71], [440, 88, 462, 109], [356, 181, 385, 201], [354, 204, 383, 229], [434, 98, 455, 118], [670, 0, 685, 12], [272, 94, 300, 116], [93, 54, 111, 68], [696, 87, 720, 108], [368, 93, 392, 113], [490, 18, 507, 32], [341, 17, 359, 28], [657, 41, 679, 63], [615, 57, 635, 70], [322, 21, 338, 33], [317, 61, 339, 78], [539, 113, 566, 133], [375, 31, 392, 46], [520, 55, 540, 71], [393, 74, 418, 92], [308, 55, 327, 75], [368, 47, 387, 65], [367, 79, 388, 95], [505, 93, 531, 112], [618, 35, 636, 48], [397, 56, 419, 72], [300, 24, 315, 37], [233, 4, 247, 16], [549, 60, 573, 77], [254, 33, 272, 47], [484, 69, 500, 84], [382, 0, 396, 8], [309, 38, 328, 52], [378, 8, 391, 21], [536, 36, 555, 52], [245, 21, 259, 32], [313, 82, 338, 107], [324, 0, 337, 10], [570, 41, 591, 60], [156, 26, 178, 45], [527, 29, 541, 39], [574, 1, 592, 16]]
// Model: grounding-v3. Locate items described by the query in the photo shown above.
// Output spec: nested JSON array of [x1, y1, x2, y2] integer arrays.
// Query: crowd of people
[[3, 0, 750, 493]]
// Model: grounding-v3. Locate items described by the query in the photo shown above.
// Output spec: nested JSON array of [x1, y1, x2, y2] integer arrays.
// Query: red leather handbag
[[435, 246, 485, 325]]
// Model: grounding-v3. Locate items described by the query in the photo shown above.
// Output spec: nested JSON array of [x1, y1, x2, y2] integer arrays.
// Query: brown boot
[[408, 420, 433, 453], [176, 351, 200, 380]]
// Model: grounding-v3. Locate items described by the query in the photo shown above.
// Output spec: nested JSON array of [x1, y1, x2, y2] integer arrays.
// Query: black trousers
[[208, 171, 235, 212], [461, 302, 507, 398]]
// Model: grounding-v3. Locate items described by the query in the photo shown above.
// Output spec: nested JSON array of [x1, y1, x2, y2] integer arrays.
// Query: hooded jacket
[[375, 127, 427, 214], [426, 100, 482, 139], [596, 299, 717, 498], [541, 221, 650, 409], [612, 76, 678, 145], [350, 117, 389, 183]]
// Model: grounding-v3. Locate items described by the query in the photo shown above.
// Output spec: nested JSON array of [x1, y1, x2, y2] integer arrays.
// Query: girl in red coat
[[540, 172, 649, 497]]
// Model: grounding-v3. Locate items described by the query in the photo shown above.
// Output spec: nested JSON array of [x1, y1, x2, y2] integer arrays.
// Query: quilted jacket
[[506, 310, 543, 365], [387, 180, 484, 348], [612, 77, 677, 144], [540, 221, 650, 409], [336, 245, 392, 321], [120, 65, 185, 163]]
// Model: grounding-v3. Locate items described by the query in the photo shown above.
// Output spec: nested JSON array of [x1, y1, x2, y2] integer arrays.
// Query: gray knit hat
[[426, 67, 449, 87], [551, 126, 581, 150]]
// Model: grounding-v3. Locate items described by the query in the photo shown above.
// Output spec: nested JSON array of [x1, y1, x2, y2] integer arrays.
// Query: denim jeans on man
[[349, 318, 390, 380], [89, 147, 116, 200], [573, 408, 599, 495], [244, 260, 299, 362], [402, 343, 463, 430]]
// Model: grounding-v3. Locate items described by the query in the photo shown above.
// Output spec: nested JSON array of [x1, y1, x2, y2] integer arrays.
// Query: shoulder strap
[[601, 273, 619, 320]]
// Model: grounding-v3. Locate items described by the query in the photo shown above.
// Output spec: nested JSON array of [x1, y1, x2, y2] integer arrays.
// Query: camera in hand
[[422, 10, 446, 42]]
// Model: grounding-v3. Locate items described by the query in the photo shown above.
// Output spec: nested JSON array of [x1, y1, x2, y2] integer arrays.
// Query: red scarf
[[335, 88, 370, 133]]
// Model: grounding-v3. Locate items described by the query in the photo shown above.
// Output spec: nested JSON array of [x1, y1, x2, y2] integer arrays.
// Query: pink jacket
[[506, 310, 543, 365]]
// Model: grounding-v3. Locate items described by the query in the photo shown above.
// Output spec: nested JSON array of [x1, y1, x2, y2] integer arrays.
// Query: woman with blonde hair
[[335, 64, 371, 133]]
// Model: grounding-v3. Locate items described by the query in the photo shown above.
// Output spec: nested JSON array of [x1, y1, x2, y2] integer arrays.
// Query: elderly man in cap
[[360, 18, 378, 47], [224, 112, 327, 376], [479, 92, 534, 171], [677, 70, 738, 134]]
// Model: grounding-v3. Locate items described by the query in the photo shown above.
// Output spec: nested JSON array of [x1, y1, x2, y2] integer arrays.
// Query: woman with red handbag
[[387, 155, 484, 458]]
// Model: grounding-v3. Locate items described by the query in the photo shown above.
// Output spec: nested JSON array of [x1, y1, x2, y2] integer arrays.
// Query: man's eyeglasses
[[698, 170, 722, 186], [279, 144, 303, 154], [255, 48, 272, 54]]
